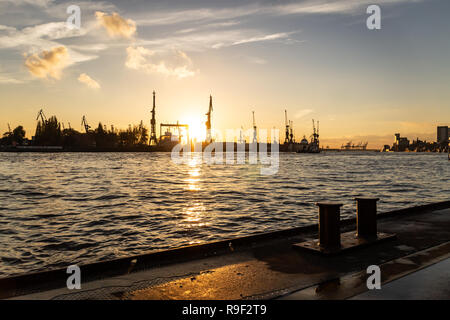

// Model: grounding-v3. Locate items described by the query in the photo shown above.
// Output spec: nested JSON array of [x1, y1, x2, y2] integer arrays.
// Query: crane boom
[[81, 115, 91, 133], [149, 90, 158, 145], [205, 95, 213, 143], [252, 111, 257, 144], [284, 110, 290, 144], [36, 109, 47, 124]]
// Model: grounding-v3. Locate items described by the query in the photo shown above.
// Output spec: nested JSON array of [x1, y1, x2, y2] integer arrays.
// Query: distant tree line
[[1, 115, 149, 148], [1, 125, 26, 146]]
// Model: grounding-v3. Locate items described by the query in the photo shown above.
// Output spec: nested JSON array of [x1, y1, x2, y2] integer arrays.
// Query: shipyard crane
[[81, 115, 91, 133], [273, 126, 278, 144], [252, 111, 257, 144], [205, 95, 213, 143], [312, 119, 319, 144], [149, 91, 158, 145], [36, 109, 47, 125], [284, 110, 290, 144], [289, 120, 294, 143], [362, 142, 368, 150], [239, 126, 244, 144]]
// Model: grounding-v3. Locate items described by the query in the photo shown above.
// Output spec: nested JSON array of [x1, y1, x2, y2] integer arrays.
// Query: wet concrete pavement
[[351, 257, 450, 300]]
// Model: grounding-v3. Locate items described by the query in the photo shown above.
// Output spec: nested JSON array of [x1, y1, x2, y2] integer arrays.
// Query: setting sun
[[183, 116, 207, 142]]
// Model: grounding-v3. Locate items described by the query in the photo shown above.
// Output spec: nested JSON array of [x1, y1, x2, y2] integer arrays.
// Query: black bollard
[[294, 199, 395, 255], [316, 202, 343, 250], [355, 197, 379, 239]]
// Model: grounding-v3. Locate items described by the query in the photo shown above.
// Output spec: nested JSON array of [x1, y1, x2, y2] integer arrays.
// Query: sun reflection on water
[[185, 154, 202, 191], [182, 202, 209, 228], [182, 155, 209, 231]]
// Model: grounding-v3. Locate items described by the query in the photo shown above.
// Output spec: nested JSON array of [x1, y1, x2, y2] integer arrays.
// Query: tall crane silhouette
[[239, 126, 244, 144], [311, 119, 319, 144], [252, 111, 257, 144], [81, 115, 91, 133], [36, 109, 47, 125], [205, 95, 213, 143], [289, 120, 294, 143], [149, 91, 158, 145], [284, 110, 290, 144]]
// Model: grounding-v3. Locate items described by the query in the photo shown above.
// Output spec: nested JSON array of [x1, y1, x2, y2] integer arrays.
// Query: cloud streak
[[0, 74, 24, 84], [133, 0, 418, 28], [125, 46, 195, 79], [274, 0, 421, 15], [295, 109, 314, 119], [0, 22, 86, 49], [78, 73, 100, 89]]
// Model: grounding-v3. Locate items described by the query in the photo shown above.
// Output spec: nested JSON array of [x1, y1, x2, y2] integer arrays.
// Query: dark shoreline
[[0, 143, 306, 153]]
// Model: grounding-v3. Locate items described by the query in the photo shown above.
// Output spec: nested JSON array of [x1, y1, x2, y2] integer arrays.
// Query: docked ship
[[296, 134, 320, 153], [294, 119, 320, 153], [279, 111, 320, 153]]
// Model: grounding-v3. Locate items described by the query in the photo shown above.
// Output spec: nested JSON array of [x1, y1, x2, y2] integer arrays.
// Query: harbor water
[[0, 152, 448, 277]]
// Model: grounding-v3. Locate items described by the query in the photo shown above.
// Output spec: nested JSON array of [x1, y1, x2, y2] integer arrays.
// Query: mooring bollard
[[355, 197, 379, 239], [316, 202, 343, 250], [294, 198, 394, 255]]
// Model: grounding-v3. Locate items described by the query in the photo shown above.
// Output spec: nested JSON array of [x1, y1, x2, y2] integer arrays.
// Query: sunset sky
[[0, 0, 449, 148]]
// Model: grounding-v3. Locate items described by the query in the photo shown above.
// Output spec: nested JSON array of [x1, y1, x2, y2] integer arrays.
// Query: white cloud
[[95, 11, 136, 38], [78, 73, 100, 89], [0, 22, 87, 49], [231, 32, 292, 46], [295, 109, 314, 119], [24, 46, 69, 79], [133, 0, 418, 28], [0, 0, 53, 7], [274, 0, 420, 15], [0, 63, 27, 84], [0, 74, 24, 84], [0, 21, 98, 83], [245, 56, 267, 65], [134, 6, 261, 27], [125, 46, 196, 79], [0, 25, 15, 31], [137, 30, 298, 52]]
